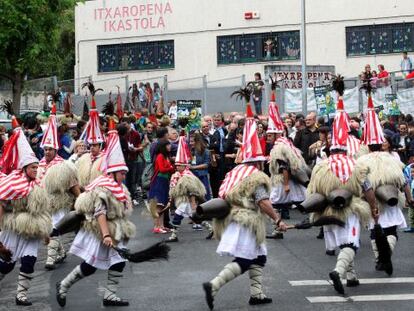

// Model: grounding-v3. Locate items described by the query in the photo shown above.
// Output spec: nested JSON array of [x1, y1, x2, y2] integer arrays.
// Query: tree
[[0, 0, 80, 113]]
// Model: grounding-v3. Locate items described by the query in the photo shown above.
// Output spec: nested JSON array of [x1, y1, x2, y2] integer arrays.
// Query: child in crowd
[[167, 135, 206, 242]]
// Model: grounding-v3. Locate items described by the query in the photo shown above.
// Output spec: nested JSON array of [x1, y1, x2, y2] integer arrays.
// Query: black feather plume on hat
[[81, 81, 104, 96], [332, 74, 345, 96], [102, 91, 115, 116], [359, 77, 375, 96], [1, 100, 15, 116], [231, 81, 254, 103]]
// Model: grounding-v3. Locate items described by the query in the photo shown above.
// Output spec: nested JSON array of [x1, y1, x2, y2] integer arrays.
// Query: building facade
[[75, 0, 414, 110]]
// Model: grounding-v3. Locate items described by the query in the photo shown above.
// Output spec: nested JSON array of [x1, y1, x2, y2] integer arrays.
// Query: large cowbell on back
[[194, 198, 231, 220]]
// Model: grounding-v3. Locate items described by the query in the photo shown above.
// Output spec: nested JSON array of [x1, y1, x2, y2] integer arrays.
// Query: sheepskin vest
[[308, 160, 371, 225], [74, 186, 136, 242], [214, 170, 271, 245], [356, 152, 406, 212], [0, 186, 52, 239], [44, 161, 79, 214], [169, 175, 206, 207], [269, 142, 308, 186], [77, 153, 103, 188]]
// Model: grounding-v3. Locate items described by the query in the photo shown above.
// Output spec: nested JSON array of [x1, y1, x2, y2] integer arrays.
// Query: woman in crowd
[[382, 135, 401, 161], [285, 117, 294, 137], [148, 140, 175, 234], [189, 132, 212, 201], [58, 124, 75, 160], [137, 122, 156, 197], [224, 127, 243, 172], [68, 140, 87, 165], [168, 127, 179, 160], [309, 126, 331, 165], [257, 121, 267, 154]]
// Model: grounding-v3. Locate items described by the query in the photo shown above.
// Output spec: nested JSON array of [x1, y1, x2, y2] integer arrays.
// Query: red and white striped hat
[[267, 92, 284, 134], [0, 119, 38, 174], [84, 96, 104, 144], [40, 103, 59, 150], [100, 118, 128, 174], [330, 97, 351, 150], [175, 135, 191, 165], [241, 104, 266, 163], [362, 96, 385, 145], [116, 87, 124, 119]]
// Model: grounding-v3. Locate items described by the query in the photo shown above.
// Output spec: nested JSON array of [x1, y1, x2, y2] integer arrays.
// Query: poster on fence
[[385, 94, 401, 116], [177, 100, 202, 132], [314, 85, 335, 117]]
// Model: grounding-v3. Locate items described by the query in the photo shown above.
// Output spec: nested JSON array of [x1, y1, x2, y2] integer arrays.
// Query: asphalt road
[[1, 205, 413, 311]]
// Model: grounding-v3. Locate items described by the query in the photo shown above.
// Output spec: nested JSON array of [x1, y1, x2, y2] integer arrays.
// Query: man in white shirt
[[401, 51, 413, 78]]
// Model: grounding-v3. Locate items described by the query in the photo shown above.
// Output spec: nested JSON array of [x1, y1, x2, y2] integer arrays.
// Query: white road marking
[[289, 277, 414, 286], [307, 293, 414, 303]]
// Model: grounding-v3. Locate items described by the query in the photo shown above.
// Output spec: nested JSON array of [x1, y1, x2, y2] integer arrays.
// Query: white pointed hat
[[0, 117, 38, 173], [330, 97, 351, 150], [362, 96, 385, 145], [83, 96, 104, 144], [100, 118, 128, 174], [175, 134, 190, 165], [241, 104, 266, 163], [267, 92, 284, 134], [40, 103, 59, 150]]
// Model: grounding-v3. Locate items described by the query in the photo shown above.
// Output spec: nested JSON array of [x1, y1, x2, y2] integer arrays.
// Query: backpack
[[141, 163, 154, 190]]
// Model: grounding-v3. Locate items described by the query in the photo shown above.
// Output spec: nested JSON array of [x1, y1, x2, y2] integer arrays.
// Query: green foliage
[[0, 0, 80, 80]]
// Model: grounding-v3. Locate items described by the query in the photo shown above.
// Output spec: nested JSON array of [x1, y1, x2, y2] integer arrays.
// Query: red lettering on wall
[[95, 2, 173, 32]]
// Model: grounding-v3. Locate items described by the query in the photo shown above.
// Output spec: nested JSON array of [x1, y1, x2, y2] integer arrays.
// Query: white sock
[[16, 272, 32, 301], [210, 262, 242, 297], [104, 270, 123, 301], [335, 247, 355, 279], [60, 265, 84, 297], [249, 264, 267, 299]]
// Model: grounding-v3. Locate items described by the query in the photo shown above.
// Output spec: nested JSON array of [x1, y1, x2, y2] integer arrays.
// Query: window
[[346, 23, 414, 56], [97, 40, 174, 73], [217, 31, 300, 65]]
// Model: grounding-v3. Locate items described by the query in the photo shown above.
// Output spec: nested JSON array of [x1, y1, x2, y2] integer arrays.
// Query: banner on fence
[[314, 85, 335, 117], [176, 100, 202, 131], [264, 65, 335, 89], [385, 93, 401, 116]]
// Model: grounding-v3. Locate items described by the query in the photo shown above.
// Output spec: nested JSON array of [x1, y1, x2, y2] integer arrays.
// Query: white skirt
[[270, 180, 306, 204], [175, 202, 192, 217], [0, 230, 40, 262], [216, 222, 267, 260], [324, 213, 361, 250], [52, 209, 68, 228], [368, 205, 407, 229], [69, 229, 126, 270]]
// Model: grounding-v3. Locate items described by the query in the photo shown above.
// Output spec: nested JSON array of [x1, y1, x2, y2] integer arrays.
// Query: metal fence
[[2, 70, 414, 115]]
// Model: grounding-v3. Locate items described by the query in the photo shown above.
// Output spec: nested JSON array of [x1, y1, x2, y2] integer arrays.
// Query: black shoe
[[266, 232, 284, 239], [383, 261, 393, 276], [202, 282, 214, 310], [346, 279, 360, 287], [248, 297, 273, 305], [325, 250, 335, 256], [56, 282, 66, 307], [329, 271, 344, 295], [206, 231, 214, 240], [45, 263, 56, 270], [103, 298, 129, 306], [15, 297, 32, 306], [316, 229, 324, 239], [375, 262, 385, 271], [55, 254, 67, 264]]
